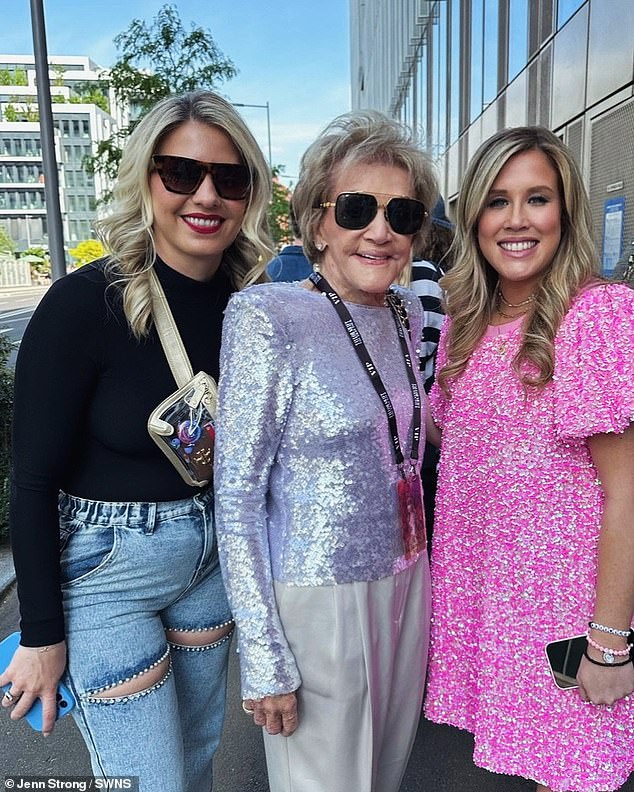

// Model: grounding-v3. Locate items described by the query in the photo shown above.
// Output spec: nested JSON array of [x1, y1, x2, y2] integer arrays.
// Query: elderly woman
[[1, 91, 272, 791], [214, 111, 439, 792]]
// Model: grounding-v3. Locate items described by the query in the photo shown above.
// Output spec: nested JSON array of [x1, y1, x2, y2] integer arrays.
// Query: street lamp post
[[232, 102, 272, 168], [30, 0, 66, 281]]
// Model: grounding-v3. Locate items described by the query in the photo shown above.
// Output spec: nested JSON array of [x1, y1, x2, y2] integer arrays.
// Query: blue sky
[[3, 1, 351, 187]]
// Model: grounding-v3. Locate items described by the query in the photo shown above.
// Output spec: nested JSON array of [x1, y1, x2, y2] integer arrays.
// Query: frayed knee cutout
[[84, 648, 171, 703], [166, 619, 234, 651]]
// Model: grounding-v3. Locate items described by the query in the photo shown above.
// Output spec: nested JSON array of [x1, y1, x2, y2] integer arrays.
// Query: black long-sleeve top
[[10, 257, 233, 646]]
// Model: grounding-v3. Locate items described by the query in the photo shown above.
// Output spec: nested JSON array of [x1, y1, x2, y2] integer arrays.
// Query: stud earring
[[315, 241, 325, 252]]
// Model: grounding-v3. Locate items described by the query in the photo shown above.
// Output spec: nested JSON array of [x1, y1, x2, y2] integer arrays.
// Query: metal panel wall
[[589, 100, 634, 263]]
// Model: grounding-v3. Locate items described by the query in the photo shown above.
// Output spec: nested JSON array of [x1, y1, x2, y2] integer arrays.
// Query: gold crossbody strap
[[148, 268, 194, 388]]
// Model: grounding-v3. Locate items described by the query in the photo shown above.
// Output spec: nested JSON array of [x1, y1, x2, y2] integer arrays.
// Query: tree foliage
[[109, 3, 237, 111], [0, 225, 15, 255], [68, 239, 106, 267], [89, 4, 237, 193], [23, 247, 49, 274], [0, 68, 27, 87], [4, 102, 39, 123], [269, 166, 292, 250]]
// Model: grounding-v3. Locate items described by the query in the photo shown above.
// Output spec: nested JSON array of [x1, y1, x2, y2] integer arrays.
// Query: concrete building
[[0, 54, 125, 253], [350, 0, 634, 275]]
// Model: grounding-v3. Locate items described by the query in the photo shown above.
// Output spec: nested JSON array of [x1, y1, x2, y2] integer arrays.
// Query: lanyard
[[309, 272, 422, 471]]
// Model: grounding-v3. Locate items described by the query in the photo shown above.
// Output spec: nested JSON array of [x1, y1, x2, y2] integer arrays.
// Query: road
[[0, 285, 48, 367]]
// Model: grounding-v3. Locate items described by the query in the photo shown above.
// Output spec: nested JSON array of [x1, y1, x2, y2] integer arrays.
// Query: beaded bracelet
[[583, 651, 632, 668], [585, 633, 631, 656], [588, 621, 631, 638]]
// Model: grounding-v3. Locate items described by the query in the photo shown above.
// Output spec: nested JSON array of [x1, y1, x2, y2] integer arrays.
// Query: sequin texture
[[425, 283, 634, 792], [214, 281, 428, 699]]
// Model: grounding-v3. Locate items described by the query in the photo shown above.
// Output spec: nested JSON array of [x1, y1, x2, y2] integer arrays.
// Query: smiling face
[[477, 148, 562, 302], [149, 120, 247, 281], [316, 162, 416, 305]]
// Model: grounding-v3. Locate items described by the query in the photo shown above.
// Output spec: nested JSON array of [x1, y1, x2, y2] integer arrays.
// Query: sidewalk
[[0, 542, 15, 598]]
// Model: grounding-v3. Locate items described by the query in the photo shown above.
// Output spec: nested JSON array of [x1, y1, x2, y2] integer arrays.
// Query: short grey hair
[[292, 111, 438, 264]]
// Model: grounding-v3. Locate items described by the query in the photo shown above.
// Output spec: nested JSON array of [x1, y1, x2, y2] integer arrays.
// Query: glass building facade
[[351, 0, 634, 275], [0, 54, 124, 254]]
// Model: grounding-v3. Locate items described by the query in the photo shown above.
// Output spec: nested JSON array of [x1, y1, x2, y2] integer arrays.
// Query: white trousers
[[263, 555, 431, 792]]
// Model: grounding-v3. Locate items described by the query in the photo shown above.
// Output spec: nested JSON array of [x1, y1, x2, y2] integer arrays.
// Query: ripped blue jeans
[[58, 488, 233, 792]]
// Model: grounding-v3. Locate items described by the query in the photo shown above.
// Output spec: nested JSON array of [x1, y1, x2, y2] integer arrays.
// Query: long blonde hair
[[95, 91, 273, 338], [438, 126, 600, 395]]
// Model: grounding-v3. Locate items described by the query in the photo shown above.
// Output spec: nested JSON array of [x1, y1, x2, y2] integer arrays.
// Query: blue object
[[0, 631, 75, 731], [266, 245, 313, 282]]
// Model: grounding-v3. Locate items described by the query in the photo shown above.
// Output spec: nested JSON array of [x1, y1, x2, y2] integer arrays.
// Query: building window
[[449, 0, 461, 142], [432, 0, 449, 154], [470, 0, 484, 122], [417, 38, 428, 144], [557, 0, 584, 28], [508, 0, 529, 81], [482, 0, 499, 107]]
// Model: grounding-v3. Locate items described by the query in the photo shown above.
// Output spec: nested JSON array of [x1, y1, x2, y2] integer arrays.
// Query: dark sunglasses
[[152, 155, 251, 199], [318, 192, 427, 235]]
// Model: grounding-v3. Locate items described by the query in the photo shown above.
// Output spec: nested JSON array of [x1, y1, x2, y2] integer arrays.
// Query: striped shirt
[[410, 259, 445, 393]]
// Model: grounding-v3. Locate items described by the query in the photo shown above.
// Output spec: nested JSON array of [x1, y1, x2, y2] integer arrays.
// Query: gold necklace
[[496, 305, 531, 319], [497, 287, 535, 308]]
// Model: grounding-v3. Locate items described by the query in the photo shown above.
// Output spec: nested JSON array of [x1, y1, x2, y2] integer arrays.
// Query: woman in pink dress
[[424, 126, 633, 792]]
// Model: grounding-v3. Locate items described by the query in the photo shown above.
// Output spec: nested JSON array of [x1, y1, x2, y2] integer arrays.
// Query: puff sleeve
[[553, 283, 634, 439]]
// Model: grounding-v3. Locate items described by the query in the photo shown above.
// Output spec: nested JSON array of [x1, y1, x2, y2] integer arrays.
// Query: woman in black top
[[0, 91, 272, 791]]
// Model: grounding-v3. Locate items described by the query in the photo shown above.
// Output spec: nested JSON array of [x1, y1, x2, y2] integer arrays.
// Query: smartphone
[[545, 634, 587, 689], [0, 631, 75, 730]]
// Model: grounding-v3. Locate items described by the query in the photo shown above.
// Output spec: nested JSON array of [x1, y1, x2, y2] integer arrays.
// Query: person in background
[[612, 239, 634, 286], [0, 91, 272, 792], [410, 197, 455, 542], [266, 201, 312, 282], [424, 125, 634, 792], [215, 110, 439, 792]]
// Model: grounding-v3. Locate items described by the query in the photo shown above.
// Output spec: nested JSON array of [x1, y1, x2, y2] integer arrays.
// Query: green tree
[[22, 247, 50, 275], [0, 225, 15, 256], [88, 4, 237, 192], [68, 239, 106, 267], [4, 102, 39, 122], [0, 334, 13, 540], [269, 166, 292, 249], [52, 64, 65, 87]]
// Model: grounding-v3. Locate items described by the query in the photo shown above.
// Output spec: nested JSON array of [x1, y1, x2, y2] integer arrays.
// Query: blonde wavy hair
[[95, 91, 273, 338], [292, 110, 438, 274], [438, 126, 600, 395]]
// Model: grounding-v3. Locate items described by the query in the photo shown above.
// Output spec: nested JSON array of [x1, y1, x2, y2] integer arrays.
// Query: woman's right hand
[[0, 640, 67, 736], [243, 691, 298, 736]]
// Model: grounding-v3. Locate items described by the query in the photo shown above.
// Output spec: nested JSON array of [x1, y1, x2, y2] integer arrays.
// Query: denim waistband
[[58, 487, 213, 529]]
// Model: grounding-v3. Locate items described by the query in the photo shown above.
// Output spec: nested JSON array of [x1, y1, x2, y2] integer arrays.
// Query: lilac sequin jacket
[[214, 282, 428, 699]]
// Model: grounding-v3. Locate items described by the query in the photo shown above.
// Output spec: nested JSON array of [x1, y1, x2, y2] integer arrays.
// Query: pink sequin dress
[[425, 283, 634, 792]]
